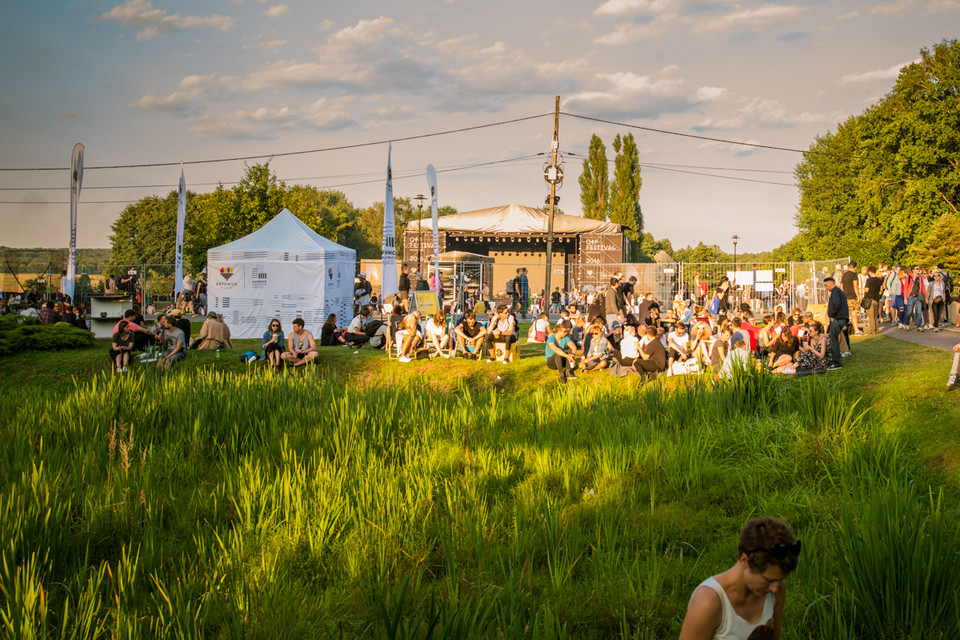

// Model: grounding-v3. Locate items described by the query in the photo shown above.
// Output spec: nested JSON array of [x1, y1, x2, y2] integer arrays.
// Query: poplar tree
[[609, 133, 644, 246], [578, 134, 609, 220]]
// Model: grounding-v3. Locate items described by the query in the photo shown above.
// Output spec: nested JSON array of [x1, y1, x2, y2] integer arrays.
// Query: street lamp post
[[415, 194, 425, 274]]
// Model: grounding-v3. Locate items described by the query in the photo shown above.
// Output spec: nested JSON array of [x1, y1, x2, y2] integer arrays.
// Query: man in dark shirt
[[398, 266, 411, 312], [840, 262, 861, 335], [637, 292, 660, 324], [825, 277, 849, 369], [863, 266, 884, 334], [634, 325, 667, 381]]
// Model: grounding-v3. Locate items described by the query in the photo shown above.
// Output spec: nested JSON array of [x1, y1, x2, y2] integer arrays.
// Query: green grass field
[[1, 333, 959, 639]]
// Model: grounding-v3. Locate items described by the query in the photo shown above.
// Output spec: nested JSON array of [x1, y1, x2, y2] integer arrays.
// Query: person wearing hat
[[354, 272, 372, 316], [192, 311, 233, 350]]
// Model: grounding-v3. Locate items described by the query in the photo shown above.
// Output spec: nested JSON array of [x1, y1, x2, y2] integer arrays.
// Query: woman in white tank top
[[678, 517, 801, 640]]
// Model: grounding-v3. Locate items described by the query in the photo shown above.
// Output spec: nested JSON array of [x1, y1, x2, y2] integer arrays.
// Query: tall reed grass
[[0, 363, 955, 638]]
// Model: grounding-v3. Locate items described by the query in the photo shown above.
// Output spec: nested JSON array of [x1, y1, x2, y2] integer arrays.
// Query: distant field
[[0, 334, 958, 638]]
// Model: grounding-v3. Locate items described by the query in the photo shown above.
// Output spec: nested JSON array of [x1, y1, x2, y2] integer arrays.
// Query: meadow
[[0, 333, 958, 639]]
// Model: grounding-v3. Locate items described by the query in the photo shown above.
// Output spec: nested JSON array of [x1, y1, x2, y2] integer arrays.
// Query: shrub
[[0, 320, 94, 356]]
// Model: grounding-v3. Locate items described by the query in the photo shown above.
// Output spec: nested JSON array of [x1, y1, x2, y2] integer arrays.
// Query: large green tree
[[609, 133, 644, 252], [578, 134, 609, 220], [795, 39, 960, 265]]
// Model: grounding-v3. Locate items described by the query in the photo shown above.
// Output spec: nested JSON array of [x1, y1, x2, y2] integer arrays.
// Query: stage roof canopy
[[434, 204, 624, 236]]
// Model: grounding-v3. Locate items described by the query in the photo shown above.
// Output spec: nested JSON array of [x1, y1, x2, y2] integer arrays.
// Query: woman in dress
[[796, 321, 828, 371]]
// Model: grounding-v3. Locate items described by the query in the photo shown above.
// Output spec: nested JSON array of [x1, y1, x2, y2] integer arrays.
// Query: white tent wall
[[206, 209, 356, 340]]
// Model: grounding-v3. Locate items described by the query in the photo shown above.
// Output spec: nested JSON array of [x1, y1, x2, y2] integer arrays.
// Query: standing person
[[623, 276, 637, 312], [518, 268, 530, 319], [604, 276, 623, 327], [398, 266, 411, 313], [679, 517, 800, 640], [888, 266, 904, 325], [550, 287, 562, 313], [261, 318, 285, 369], [948, 343, 960, 391], [862, 266, 884, 335], [717, 276, 732, 316], [281, 318, 319, 367], [508, 269, 521, 314], [194, 270, 207, 315], [929, 271, 947, 332], [181, 271, 194, 314], [354, 272, 372, 315], [840, 262, 861, 335], [824, 277, 848, 370], [545, 322, 578, 385], [901, 265, 928, 332]]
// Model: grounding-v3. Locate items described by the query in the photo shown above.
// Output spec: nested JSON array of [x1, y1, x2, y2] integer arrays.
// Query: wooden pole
[[544, 96, 560, 315]]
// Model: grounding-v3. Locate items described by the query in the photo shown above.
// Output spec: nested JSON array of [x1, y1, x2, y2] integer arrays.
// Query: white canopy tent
[[206, 208, 356, 339]]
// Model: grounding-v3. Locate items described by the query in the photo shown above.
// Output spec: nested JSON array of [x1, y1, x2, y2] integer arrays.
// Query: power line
[[0, 153, 546, 205], [0, 113, 552, 172], [560, 111, 956, 169]]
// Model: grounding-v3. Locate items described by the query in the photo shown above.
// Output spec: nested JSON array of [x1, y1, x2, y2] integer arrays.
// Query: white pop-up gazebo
[[206, 208, 356, 339]]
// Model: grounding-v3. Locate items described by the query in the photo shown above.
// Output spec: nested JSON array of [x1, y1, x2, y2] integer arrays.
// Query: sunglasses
[[271, 324, 280, 327], [751, 539, 801, 559]]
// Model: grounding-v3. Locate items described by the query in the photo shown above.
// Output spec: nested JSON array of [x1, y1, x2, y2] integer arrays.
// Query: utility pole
[[416, 194, 425, 274], [544, 96, 561, 313]]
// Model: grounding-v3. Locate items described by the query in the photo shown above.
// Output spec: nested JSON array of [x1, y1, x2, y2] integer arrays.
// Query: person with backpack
[[507, 269, 521, 314]]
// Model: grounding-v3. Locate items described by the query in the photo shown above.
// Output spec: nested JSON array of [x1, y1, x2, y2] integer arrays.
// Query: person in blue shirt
[[518, 267, 530, 319], [545, 322, 578, 385]]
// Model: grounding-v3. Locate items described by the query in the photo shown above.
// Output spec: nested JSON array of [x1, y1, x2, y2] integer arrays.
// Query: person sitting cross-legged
[[261, 318, 285, 369], [948, 343, 960, 391], [633, 325, 668, 382], [158, 315, 186, 371], [281, 317, 318, 368], [579, 321, 612, 373]]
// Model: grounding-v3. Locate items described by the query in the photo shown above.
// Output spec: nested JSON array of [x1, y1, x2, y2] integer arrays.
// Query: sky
[[1, 0, 958, 253]]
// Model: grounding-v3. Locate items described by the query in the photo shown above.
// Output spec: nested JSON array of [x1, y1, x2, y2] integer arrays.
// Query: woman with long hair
[[261, 318, 285, 368]]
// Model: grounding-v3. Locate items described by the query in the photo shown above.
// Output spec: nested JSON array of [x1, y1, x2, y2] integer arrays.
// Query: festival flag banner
[[380, 143, 399, 301], [175, 164, 186, 297], [426, 164, 440, 307], [66, 143, 84, 302]]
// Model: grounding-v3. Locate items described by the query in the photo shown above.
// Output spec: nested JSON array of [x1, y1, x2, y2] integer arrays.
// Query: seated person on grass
[[261, 318, 285, 368], [768, 327, 800, 374], [579, 321, 612, 372], [633, 325, 668, 381], [667, 322, 690, 372], [613, 323, 640, 368], [529, 312, 552, 343], [484, 305, 516, 363], [718, 339, 754, 380], [679, 517, 800, 640], [110, 320, 134, 373], [193, 311, 233, 350], [710, 327, 733, 370], [158, 316, 186, 371], [425, 310, 451, 357], [114, 309, 155, 350], [454, 312, 485, 357], [545, 322, 578, 385], [397, 312, 423, 363], [344, 307, 372, 347], [281, 318, 318, 367]]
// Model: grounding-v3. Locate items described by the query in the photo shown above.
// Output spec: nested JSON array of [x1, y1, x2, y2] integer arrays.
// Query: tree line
[[108, 163, 456, 273]]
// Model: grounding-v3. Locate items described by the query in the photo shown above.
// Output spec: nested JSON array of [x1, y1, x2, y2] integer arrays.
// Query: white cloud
[[594, 15, 673, 44], [688, 4, 807, 33], [871, 0, 913, 15], [189, 99, 354, 139], [739, 97, 827, 125], [696, 86, 728, 101], [837, 10, 860, 19], [316, 19, 334, 31], [97, 0, 234, 41], [563, 69, 695, 118], [128, 73, 221, 115], [593, 0, 673, 17], [263, 5, 289, 18], [838, 60, 916, 84], [926, 0, 960, 10]]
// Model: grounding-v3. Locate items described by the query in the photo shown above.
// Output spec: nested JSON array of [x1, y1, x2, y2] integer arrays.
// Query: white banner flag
[[380, 144, 399, 301], [175, 164, 186, 297], [66, 143, 84, 302], [426, 164, 440, 307]]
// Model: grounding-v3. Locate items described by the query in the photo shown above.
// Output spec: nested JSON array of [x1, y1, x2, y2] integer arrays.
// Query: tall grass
[[0, 362, 955, 638]]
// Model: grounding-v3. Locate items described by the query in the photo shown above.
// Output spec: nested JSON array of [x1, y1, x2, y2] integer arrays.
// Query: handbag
[[860, 297, 872, 310]]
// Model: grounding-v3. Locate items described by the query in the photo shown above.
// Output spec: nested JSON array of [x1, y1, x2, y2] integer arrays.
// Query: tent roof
[[431, 204, 624, 236], [208, 208, 353, 256]]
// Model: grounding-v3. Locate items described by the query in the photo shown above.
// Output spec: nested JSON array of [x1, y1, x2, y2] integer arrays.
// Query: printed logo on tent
[[220, 267, 234, 281], [327, 267, 333, 282]]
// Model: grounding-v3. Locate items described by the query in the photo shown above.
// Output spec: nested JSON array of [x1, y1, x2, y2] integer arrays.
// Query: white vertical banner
[[175, 164, 186, 298], [426, 164, 440, 307], [66, 143, 84, 302], [380, 143, 399, 300]]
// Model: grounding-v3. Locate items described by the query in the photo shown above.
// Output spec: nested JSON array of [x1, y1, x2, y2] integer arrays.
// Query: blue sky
[[2, 0, 958, 252]]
